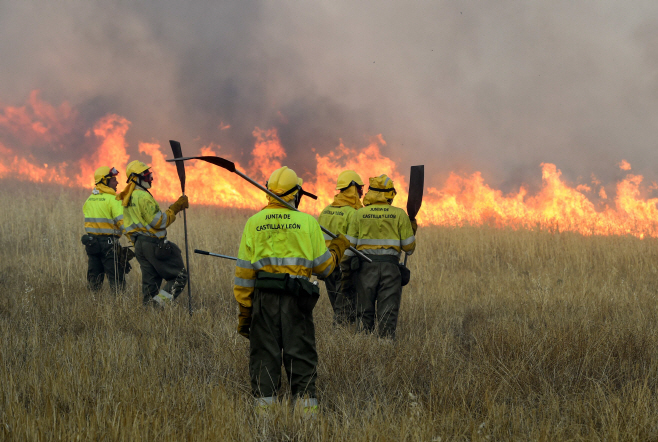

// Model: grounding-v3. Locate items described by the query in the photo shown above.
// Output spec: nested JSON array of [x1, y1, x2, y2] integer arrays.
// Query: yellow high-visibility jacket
[[346, 201, 416, 258], [83, 185, 124, 236], [318, 186, 363, 246], [122, 188, 176, 244], [234, 202, 335, 308], [318, 203, 359, 247]]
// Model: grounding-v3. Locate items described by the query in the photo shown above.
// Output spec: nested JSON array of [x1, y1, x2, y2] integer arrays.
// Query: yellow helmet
[[367, 174, 397, 201], [336, 170, 364, 190], [125, 160, 150, 182], [267, 166, 303, 199], [94, 166, 119, 185]]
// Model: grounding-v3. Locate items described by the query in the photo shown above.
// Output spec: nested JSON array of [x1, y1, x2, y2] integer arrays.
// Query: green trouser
[[134, 236, 188, 305], [250, 288, 317, 399], [323, 266, 341, 312], [355, 257, 402, 338], [86, 235, 126, 292], [333, 259, 357, 324]]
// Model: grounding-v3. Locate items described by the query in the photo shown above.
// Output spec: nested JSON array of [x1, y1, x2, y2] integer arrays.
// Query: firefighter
[[347, 174, 417, 338], [117, 160, 189, 306], [82, 166, 130, 292], [317, 170, 364, 324], [233, 166, 350, 413]]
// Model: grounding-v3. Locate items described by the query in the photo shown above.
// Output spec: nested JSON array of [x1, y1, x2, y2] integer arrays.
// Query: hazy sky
[[1, 1, 657, 191]]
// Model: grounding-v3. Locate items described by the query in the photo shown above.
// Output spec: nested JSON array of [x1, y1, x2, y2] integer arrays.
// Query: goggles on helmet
[[96, 167, 119, 185], [368, 185, 397, 195], [339, 180, 364, 191]]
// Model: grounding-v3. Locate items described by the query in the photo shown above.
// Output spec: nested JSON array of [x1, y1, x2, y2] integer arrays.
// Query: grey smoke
[[1, 0, 658, 193]]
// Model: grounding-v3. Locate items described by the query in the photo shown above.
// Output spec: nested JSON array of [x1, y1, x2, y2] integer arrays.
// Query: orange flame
[[619, 160, 631, 171], [2, 92, 658, 238]]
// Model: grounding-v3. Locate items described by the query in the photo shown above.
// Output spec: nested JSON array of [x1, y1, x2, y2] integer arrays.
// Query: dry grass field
[[2, 182, 658, 440]]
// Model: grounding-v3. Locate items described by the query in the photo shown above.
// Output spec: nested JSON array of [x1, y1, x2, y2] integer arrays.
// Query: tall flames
[[2, 91, 658, 238]]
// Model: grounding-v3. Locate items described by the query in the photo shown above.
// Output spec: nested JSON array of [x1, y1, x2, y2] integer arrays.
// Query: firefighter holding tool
[[347, 174, 417, 339], [82, 166, 133, 292], [233, 166, 350, 413], [117, 160, 189, 306], [317, 170, 364, 324]]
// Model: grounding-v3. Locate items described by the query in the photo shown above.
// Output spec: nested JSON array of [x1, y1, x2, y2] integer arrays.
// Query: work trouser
[[134, 235, 188, 305], [323, 266, 341, 312], [250, 288, 318, 400], [355, 255, 402, 339], [86, 235, 126, 292], [333, 259, 357, 324]]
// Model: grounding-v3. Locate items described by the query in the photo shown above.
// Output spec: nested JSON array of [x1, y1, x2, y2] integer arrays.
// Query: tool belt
[[354, 254, 410, 286], [254, 271, 320, 315], [135, 235, 160, 244], [81, 233, 119, 255], [366, 254, 400, 264], [135, 235, 172, 260]]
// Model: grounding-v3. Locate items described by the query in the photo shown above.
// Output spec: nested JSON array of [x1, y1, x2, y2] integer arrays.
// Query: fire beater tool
[[169, 140, 193, 316], [165, 155, 373, 263], [404, 165, 424, 266], [194, 249, 238, 261]]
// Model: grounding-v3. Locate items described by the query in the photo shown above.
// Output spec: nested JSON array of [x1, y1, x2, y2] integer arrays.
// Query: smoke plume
[[1, 0, 658, 190]]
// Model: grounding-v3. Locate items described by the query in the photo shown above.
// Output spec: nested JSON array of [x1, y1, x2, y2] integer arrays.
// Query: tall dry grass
[[1, 182, 658, 440]]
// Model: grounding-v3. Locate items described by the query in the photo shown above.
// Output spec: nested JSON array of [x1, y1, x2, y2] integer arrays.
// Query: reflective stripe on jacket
[[83, 189, 124, 236], [346, 203, 416, 257], [122, 189, 175, 244], [234, 204, 335, 308]]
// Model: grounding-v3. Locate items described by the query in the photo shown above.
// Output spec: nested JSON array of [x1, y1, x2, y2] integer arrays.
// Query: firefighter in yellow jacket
[[347, 174, 417, 338], [317, 170, 364, 324], [82, 166, 129, 291], [234, 166, 350, 412], [117, 160, 189, 306]]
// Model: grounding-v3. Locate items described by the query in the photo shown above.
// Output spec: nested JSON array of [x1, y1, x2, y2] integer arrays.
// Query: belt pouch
[[255, 272, 320, 315], [81, 234, 101, 255], [154, 238, 173, 260], [254, 272, 290, 291], [294, 277, 320, 315], [398, 263, 411, 287]]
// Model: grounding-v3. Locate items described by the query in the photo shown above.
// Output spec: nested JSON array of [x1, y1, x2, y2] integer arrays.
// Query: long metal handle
[[182, 206, 192, 316], [194, 249, 237, 261], [233, 169, 372, 263]]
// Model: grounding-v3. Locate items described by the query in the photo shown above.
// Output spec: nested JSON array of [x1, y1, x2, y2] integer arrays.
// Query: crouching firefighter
[[117, 160, 189, 306], [82, 166, 134, 292], [233, 166, 350, 413], [317, 170, 364, 324], [348, 174, 417, 339]]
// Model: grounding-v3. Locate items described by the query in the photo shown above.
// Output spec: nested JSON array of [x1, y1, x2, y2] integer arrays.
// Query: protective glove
[[169, 195, 189, 215], [339, 257, 353, 292], [237, 304, 252, 339], [410, 219, 418, 235], [328, 234, 351, 264]]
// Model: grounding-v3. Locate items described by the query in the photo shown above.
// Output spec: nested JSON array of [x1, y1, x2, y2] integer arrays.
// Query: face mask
[[139, 178, 152, 190], [139, 171, 153, 189]]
